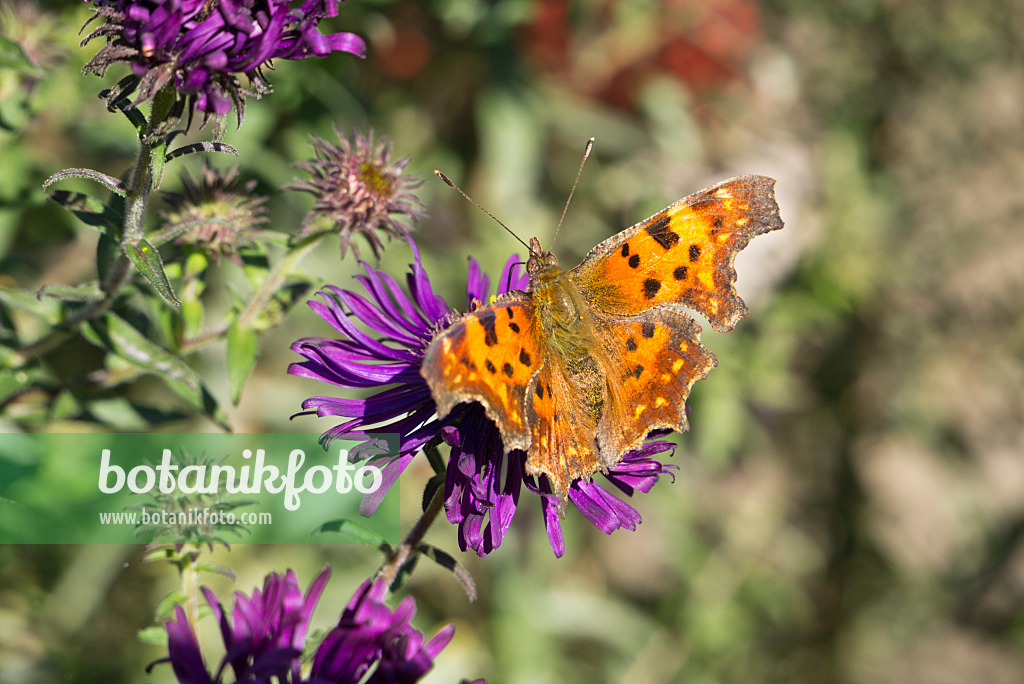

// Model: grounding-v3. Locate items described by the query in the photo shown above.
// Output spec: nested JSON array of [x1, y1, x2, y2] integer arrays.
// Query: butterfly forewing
[[568, 175, 783, 332]]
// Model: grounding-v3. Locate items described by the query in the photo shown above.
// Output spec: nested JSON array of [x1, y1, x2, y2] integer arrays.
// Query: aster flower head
[[289, 239, 678, 557], [160, 163, 268, 263], [157, 567, 459, 683], [288, 128, 425, 260], [82, 0, 366, 130]]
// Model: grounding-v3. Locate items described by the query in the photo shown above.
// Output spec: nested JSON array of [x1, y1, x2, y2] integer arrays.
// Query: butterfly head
[[526, 236, 560, 282]]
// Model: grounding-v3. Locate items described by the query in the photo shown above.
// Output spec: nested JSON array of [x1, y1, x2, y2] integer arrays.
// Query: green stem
[[377, 485, 446, 588], [180, 548, 201, 637], [12, 87, 177, 366]]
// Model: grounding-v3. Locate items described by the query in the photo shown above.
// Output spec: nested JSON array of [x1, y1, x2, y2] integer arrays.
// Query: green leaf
[[166, 141, 240, 161], [97, 232, 120, 284], [0, 287, 62, 324], [310, 518, 390, 547], [49, 390, 82, 423], [227, 320, 259, 405], [418, 543, 477, 602], [125, 239, 180, 306], [0, 36, 38, 73], [82, 313, 195, 389], [36, 283, 103, 303], [136, 626, 169, 646], [46, 187, 121, 235], [241, 251, 270, 289], [193, 561, 238, 581]]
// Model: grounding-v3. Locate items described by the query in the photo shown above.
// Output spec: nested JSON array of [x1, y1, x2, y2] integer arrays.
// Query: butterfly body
[[422, 175, 783, 498]]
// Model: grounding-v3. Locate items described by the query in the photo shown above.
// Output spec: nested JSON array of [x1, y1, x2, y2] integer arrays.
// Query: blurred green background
[[3, 0, 1024, 682]]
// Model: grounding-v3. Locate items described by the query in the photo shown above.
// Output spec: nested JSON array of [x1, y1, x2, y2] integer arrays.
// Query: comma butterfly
[[422, 157, 783, 499]]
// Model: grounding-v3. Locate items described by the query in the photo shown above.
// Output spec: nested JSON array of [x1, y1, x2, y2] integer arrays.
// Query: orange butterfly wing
[[423, 175, 783, 499], [591, 309, 717, 458], [523, 307, 717, 496], [420, 293, 541, 451], [569, 175, 783, 332]]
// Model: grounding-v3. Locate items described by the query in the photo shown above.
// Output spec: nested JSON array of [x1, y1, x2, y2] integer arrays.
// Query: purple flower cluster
[[159, 567, 456, 683], [289, 239, 678, 558], [83, 0, 365, 124]]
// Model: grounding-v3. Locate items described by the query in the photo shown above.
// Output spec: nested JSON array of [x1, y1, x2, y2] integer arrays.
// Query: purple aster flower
[[310, 577, 454, 684], [82, 0, 366, 129], [287, 128, 425, 260], [289, 239, 679, 557], [154, 567, 461, 683]]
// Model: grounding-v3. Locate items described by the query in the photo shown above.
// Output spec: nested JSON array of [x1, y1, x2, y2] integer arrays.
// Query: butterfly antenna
[[434, 170, 531, 251], [549, 137, 594, 250]]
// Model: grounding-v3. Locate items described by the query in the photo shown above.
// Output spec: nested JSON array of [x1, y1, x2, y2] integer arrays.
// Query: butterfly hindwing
[[569, 175, 783, 332], [421, 293, 541, 450], [593, 308, 717, 457], [523, 356, 604, 497]]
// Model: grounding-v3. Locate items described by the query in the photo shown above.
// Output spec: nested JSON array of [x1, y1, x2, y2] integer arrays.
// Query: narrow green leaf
[[81, 312, 197, 396], [97, 232, 120, 284], [310, 518, 389, 547], [166, 141, 240, 161], [227, 321, 259, 405], [44, 169, 126, 197], [136, 626, 169, 646], [81, 314, 230, 427], [0, 287, 62, 323], [418, 543, 477, 602], [47, 190, 123, 233], [36, 283, 103, 303], [193, 561, 239, 581], [125, 239, 180, 306]]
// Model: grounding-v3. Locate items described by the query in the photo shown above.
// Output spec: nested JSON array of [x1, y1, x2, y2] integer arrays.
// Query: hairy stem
[[12, 87, 176, 366], [377, 484, 446, 587]]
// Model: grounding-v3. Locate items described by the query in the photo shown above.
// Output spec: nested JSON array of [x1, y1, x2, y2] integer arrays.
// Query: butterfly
[[421, 173, 783, 499]]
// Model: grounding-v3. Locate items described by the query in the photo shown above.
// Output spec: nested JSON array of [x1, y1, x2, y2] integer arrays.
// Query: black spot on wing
[[673, 265, 688, 280], [628, 254, 640, 269], [643, 278, 662, 299], [519, 349, 532, 367], [645, 214, 680, 249], [626, 336, 637, 352], [623, 364, 644, 380], [535, 383, 544, 399], [621, 243, 630, 257], [641, 321, 656, 338], [485, 359, 496, 374], [501, 362, 514, 377], [689, 244, 701, 262], [509, 321, 521, 333], [479, 311, 498, 346]]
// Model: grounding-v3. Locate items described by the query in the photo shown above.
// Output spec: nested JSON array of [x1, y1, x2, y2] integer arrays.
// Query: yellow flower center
[[358, 162, 393, 198]]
